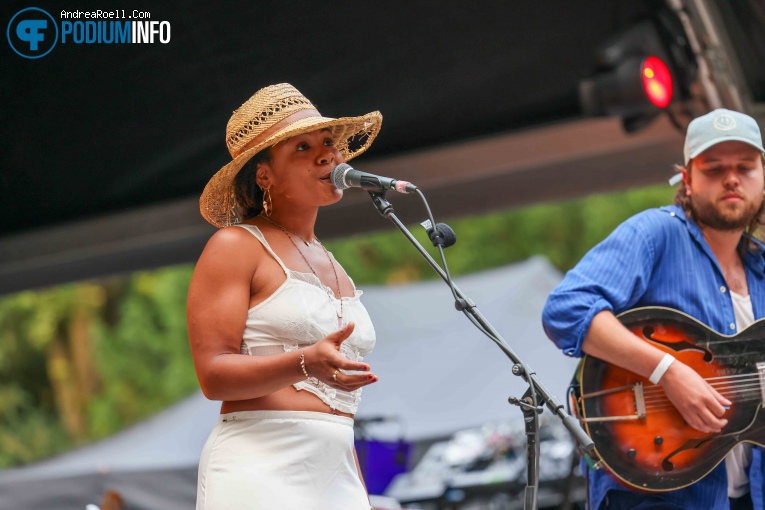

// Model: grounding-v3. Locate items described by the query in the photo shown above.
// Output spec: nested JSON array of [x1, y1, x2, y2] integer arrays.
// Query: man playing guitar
[[543, 109, 765, 510]]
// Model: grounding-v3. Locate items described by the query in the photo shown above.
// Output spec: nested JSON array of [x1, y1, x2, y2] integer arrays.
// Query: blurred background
[[1, 0, 763, 508]]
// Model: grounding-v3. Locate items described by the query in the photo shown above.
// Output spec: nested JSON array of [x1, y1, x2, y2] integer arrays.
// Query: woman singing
[[188, 83, 382, 509]]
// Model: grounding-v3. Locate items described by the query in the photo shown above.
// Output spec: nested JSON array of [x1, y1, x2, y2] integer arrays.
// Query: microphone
[[331, 163, 417, 194]]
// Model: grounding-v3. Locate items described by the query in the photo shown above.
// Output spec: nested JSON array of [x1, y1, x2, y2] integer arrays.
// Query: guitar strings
[[641, 372, 760, 395], [643, 390, 761, 410], [642, 377, 762, 399], [641, 373, 761, 396], [596, 372, 764, 413], [644, 394, 761, 413], [643, 387, 762, 406]]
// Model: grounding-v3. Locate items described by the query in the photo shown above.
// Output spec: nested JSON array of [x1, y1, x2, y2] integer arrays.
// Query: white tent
[[358, 255, 577, 440], [0, 257, 577, 509]]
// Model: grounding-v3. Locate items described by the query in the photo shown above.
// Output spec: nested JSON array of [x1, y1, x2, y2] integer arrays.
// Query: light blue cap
[[684, 108, 764, 165]]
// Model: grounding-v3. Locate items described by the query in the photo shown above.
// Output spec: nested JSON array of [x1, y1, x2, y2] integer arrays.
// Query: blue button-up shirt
[[542, 204, 765, 510]]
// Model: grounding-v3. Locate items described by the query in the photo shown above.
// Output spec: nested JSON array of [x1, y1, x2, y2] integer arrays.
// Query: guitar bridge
[[758, 362, 765, 403], [580, 382, 647, 423]]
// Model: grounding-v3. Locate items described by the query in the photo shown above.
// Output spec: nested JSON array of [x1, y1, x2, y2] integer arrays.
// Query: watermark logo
[[7, 7, 58, 59], [7, 8, 171, 58]]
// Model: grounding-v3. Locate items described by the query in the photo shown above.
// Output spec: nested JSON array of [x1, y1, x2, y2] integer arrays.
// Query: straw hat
[[200, 83, 383, 227]]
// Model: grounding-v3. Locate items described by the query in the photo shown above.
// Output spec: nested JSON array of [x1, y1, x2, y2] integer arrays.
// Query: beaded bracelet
[[299, 350, 309, 379]]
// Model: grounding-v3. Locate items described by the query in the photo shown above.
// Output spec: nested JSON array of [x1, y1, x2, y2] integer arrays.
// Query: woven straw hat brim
[[200, 111, 382, 228]]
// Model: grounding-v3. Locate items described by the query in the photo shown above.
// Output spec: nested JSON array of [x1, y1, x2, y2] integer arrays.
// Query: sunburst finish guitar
[[575, 307, 765, 491]]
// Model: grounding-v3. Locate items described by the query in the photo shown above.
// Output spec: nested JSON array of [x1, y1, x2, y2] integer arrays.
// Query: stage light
[[579, 10, 696, 132], [642, 56, 672, 108]]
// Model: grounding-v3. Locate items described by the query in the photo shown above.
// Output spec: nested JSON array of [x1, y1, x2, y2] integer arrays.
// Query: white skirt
[[196, 410, 370, 510]]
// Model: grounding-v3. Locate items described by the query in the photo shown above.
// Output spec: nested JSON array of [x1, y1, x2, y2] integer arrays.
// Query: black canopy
[[1, 0, 682, 293]]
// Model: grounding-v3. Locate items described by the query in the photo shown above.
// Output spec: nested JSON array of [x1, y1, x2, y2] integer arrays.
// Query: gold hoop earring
[[262, 189, 273, 217]]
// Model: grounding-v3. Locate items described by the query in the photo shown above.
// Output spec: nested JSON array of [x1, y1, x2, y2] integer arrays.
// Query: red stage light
[[641, 56, 673, 108]]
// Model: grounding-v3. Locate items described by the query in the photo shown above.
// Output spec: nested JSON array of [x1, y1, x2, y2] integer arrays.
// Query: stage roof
[[1, 0, 687, 293]]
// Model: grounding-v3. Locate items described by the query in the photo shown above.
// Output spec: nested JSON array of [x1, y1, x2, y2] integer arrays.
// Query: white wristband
[[648, 353, 675, 384]]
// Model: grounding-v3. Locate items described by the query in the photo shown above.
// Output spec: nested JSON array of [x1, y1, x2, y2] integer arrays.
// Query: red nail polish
[[368, 375, 374, 380]]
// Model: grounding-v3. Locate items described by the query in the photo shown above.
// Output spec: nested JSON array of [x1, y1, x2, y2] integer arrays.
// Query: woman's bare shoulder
[[207, 224, 265, 248], [197, 225, 267, 274]]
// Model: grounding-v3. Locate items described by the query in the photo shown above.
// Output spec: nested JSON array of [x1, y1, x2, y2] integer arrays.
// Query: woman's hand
[[303, 322, 378, 391]]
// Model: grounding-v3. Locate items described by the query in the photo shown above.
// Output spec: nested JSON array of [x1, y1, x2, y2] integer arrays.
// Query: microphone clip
[[420, 220, 457, 248]]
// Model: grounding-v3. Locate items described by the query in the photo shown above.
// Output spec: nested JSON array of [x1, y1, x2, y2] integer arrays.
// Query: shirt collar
[[661, 204, 765, 276]]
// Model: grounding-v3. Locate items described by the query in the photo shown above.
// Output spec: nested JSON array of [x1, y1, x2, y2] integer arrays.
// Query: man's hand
[[582, 311, 731, 435], [659, 360, 730, 434]]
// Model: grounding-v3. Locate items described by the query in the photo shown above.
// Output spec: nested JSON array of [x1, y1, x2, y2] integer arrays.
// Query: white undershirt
[[725, 290, 754, 498]]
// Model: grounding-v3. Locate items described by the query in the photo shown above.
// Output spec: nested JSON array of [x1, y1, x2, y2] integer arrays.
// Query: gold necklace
[[261, 216, 345, 325], [261, 215, 316, 246]]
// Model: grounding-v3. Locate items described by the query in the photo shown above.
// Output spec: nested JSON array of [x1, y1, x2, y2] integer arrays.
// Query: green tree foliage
[[0, 184, 675, 468], [328, 184, 675, 284], [88, 268, 199, 439], [0, 267, 197, 468]]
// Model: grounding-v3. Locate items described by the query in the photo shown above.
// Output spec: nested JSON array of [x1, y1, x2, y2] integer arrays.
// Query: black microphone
[[331, 163, 417, 194]]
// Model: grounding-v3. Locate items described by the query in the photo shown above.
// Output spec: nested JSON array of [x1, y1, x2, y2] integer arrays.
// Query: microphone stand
[[366, 191, 595, 510]]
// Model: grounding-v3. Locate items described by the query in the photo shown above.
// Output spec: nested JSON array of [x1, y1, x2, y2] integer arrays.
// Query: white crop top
[[234, 224, 376, 414]]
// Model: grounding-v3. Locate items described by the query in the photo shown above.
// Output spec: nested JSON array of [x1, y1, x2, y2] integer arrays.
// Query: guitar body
[[578, 307, 765, 491]]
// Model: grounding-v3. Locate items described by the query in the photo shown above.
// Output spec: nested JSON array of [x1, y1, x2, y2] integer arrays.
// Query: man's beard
[[690, 192, 764, 231]]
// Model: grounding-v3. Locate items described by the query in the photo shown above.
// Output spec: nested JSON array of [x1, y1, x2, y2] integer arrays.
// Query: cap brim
[[688, 136, 765, 164]]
